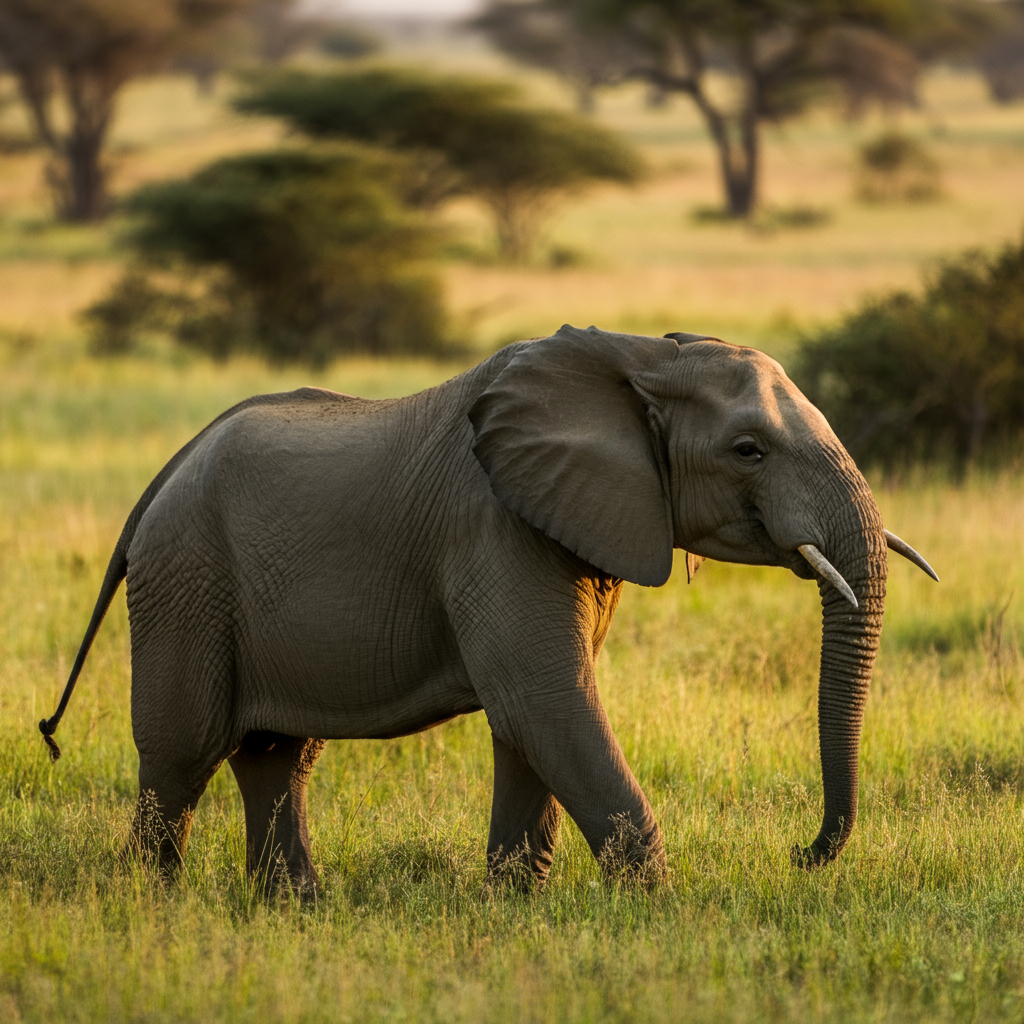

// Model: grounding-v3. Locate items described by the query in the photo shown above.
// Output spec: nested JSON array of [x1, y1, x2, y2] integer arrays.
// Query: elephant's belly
[[243, 667, 483, 741], [350, 701, 484, 741], [236, 605, 481, 741]]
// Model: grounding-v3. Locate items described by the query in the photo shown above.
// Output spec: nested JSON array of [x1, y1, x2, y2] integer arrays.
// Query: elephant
[[39, 325, 937, 896]]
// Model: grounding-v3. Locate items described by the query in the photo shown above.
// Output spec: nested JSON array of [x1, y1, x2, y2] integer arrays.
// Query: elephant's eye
[[735, 442, 763, 460]]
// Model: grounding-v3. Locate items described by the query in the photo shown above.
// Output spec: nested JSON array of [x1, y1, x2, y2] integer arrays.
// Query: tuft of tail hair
[[38, 545, 129, 761]]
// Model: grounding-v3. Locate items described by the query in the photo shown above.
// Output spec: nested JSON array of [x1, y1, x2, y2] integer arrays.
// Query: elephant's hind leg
[[130, 754, 224, 877], [228, 732, 326, 898], [487, 734, 563, 888]]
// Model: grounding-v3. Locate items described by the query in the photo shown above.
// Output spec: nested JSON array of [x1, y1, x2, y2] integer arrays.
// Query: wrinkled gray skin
[[51, 326, 887, 896]]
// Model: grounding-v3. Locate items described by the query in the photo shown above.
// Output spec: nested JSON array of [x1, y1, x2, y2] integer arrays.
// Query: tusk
[[885, 529, 939, 582], [798, 544, 858, 608]]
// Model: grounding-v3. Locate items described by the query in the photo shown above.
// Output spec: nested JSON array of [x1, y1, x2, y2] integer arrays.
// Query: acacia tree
[[978, 0, 1024, 102], [87, 147, 447, 363], [470, 0, 647, 112], [176, 0, 342, 94], [0, 0, 243, 220], [528, 0, 930, 218], [236, 69, 643, 262]]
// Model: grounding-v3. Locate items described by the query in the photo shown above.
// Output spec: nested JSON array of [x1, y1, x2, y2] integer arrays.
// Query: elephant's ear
[[469, 325, 684, 587]]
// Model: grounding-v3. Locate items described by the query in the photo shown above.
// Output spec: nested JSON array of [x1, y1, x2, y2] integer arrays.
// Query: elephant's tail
[[38, 387, 352, 761], [37, 410, 208, 760], [37, 450, 176, 761], [38, 542, 129, 761]]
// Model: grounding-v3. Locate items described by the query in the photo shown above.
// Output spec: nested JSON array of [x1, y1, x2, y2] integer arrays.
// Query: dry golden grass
[[0, 261, 119, 334]]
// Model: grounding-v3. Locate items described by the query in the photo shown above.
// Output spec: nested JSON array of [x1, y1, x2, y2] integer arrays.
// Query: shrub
[[83, 270, 175, 355], [855, 130, 941, 203], [235, 69, 643, 263], [794, 236, 1024, 470], [88, 148, 447, 365]]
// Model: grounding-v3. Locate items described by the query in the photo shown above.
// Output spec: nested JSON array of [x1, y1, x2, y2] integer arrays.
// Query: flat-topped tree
[[88, 147, 446, 364], [0, 0, 245, 221], [470, 0, 647, 113], [236, 68, 643, 263], [534, 0, 969, 219]]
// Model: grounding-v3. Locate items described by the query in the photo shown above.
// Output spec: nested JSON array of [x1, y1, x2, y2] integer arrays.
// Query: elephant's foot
[[596, 813, 666, 886], [130, 744, 225, 883], [484, 840, 551, 892], [125, 787, 196, 879], [486, 734, 562, 890], [250, 847, 321, 904]]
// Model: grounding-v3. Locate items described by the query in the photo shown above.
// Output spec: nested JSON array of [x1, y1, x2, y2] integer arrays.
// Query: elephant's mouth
[[681, 512, 819, 579], [678, 509, 935, 592]]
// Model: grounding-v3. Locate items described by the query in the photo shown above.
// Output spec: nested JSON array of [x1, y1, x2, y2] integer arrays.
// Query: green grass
[[1, 343, 1023, 1023]]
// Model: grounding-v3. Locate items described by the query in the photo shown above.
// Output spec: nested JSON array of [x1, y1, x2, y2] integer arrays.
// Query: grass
[[2, 338, 1023, 1024], [1, 47, 1024, 1024]]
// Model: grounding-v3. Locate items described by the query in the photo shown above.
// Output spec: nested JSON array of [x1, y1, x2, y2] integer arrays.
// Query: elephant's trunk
[[797, 517, 887, 867]]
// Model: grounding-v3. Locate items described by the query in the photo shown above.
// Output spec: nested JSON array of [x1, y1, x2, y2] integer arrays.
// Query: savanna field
[[2, 36, 1024, 1023]]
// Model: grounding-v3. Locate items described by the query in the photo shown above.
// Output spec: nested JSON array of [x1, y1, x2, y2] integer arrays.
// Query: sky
[[308, 0, 484, 16]]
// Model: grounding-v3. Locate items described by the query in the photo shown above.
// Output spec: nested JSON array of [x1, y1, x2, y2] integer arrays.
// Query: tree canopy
[[174, 0, 352, 94], [978, 0, 1024, 103], [0, 0, 244, 220], [236, 68, 643, 262], [88, 147, 447, 364], [478, 0, 983, 217], [470, 0, 647, 112]]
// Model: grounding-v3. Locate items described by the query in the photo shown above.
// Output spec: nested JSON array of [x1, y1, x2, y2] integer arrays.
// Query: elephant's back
[[125, 364, 509, 604]]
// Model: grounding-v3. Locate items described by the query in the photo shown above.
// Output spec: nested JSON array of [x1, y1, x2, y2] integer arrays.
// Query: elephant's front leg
[[487, 734, 563, 887], [488, 679, 667, 884]]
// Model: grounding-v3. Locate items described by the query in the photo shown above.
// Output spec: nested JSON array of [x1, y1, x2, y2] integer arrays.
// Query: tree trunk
[[690, 101, 759, 218], [59, 131, 108, 221], [8, 61, 115, 221], [573, 77, 597, 114], [488, 190, 547, 264], [651, 32, 762, 219], [58, 71, 114, 221]]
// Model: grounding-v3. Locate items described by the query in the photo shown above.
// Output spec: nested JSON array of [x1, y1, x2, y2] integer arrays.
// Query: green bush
[[87, 147, 447, 365], [855, 130, 941, 203], [235, 68, 643, 262], [83, 270, 175, 355], [794, 236, 1024, 470]]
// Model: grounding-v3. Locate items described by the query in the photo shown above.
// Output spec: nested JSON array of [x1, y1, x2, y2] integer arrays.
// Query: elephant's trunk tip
[[789, 840, 840, 871], [39, 718, 62, 762]]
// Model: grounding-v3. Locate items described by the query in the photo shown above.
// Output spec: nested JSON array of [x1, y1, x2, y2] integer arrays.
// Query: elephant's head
[[470, 325, 935, 865]]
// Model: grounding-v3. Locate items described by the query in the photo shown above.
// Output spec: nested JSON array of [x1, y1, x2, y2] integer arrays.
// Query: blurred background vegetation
[[0, 0, 1022, 467]]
